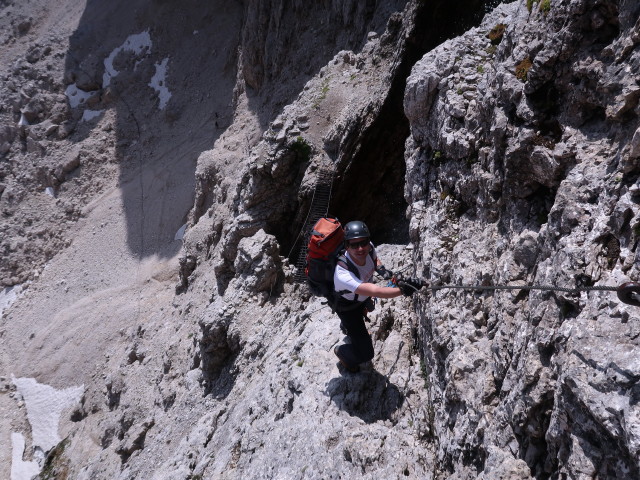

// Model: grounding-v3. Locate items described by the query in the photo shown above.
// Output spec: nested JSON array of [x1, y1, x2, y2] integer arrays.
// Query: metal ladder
[[293, 167, 335, 282]]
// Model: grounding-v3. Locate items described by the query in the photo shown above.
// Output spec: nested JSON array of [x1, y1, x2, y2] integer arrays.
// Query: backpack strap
[[336, 254, 359, 277], [335, 254, 353, 296]]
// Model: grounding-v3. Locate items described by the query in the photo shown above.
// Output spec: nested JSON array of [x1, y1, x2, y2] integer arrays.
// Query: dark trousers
[[335, 306, 374, 367]]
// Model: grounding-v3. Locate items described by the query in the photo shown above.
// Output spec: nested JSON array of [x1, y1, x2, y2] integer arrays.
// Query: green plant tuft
[[433, 150, 444, 167], [37, 438, 70, 480], [289, 136, 312, 162], [313, 77, 330, 109], [515, 57, 532, 82], [487, 23, 506, 45]]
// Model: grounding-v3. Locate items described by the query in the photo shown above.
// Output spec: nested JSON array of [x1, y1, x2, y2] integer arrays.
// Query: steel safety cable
[[425, 284, 619, 294], [393, 277, 640, 306]]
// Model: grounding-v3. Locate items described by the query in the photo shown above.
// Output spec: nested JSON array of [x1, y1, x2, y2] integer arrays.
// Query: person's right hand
[[376, 265, 393, 280]]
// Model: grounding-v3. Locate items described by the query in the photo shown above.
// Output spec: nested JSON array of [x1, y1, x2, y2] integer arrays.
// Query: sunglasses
[[347, 239, 370, 249]]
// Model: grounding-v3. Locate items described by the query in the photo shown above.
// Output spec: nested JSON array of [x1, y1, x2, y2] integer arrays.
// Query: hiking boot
[[339, 322, 347, 335], [334, 346, 359, 373]]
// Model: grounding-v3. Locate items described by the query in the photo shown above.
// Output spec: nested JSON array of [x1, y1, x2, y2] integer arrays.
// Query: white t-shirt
[[333, 246, 377, 302]]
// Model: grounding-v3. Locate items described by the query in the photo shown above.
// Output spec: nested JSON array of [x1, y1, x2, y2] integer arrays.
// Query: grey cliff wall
[[405, 0, 640, 478]]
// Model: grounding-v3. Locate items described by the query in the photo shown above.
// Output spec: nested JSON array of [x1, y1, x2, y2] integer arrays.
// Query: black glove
[[397, 277, 423, 297], [376, 265, 393, 280]]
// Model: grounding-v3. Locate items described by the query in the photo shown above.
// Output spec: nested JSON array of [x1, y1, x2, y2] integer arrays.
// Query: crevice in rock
[[283, 0, 500, 258], [262, 147, 311, 259], [70, 399, 88, 422], [375, 311, 396, 342], [528, 83, 563, 141], [116, 418, 155, 463], [554, 385, 640, 480], [601, 233, 622, 269], [538, 344, 554, 368], [514, 390, 555, 479], [501, 184, 557, 234], [202, 355, 238, 399], [198, 308, 242, 397], [462, 441, 487, 475], [329, 0, 495, 245], [445, 399, 467, 432], [558, 297, 581, 323], [162, 391, 176, 412]]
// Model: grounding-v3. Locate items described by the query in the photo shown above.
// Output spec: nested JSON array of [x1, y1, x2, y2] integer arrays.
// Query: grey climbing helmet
[[343, 221, 370, 242]]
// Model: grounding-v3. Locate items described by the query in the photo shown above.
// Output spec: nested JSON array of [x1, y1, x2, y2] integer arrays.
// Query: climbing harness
[[387, 273, 640, 307]]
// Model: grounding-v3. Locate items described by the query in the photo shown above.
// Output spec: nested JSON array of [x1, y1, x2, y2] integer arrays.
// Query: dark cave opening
[[328, 85, 411, 246], [284, 0, 510, 265], [328, 0, 502, 245]]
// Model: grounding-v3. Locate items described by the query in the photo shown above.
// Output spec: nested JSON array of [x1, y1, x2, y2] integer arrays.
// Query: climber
[[332, 220, 423, 373]]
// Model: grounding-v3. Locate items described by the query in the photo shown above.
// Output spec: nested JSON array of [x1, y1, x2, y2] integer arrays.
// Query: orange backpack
[[305, 217, 345, 298]]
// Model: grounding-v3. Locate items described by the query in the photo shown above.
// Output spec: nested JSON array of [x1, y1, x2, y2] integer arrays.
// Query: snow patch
[[81, 109, 103, 122], [103, 30, 152, 88], [12, 377, 84, 455], [174, 223, 187, 241], [1, 284, 23, 319], [149, 57, 172, 109], [65, 83, 97, 109], [44, 186, 55, 197], [10, 432, 40, 480]]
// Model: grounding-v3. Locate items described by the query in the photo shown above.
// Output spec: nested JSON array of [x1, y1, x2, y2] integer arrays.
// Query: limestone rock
[[2, 0, 640, 479], [404, 0, 640, 477]]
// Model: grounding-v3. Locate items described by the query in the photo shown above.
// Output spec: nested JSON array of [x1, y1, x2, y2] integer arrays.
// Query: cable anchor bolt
[[616, 282, 640, 307]]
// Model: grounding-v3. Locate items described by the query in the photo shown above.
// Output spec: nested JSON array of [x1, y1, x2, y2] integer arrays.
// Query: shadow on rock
[[201, 354, 238, 400], [65, 0, 242, 259], [325, 368, 404, 424]]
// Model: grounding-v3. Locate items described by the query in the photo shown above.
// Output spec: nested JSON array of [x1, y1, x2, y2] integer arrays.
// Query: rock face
[[405, 0, 640, 478], [1, 0, 640, 479]]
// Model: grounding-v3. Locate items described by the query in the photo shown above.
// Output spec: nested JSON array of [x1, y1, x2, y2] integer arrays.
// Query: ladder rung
[[294, 167, 336, 282]]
